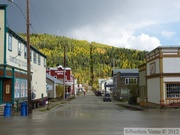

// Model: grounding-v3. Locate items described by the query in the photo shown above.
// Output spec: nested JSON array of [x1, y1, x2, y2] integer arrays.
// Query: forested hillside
[[20, 33, 147, 89]]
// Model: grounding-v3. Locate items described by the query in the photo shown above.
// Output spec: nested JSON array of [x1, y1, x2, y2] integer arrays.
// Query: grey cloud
[[2, 0, 180, 50]]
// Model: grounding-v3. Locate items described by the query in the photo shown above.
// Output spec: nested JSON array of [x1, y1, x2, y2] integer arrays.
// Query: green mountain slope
[[20, 33, 147, 89]]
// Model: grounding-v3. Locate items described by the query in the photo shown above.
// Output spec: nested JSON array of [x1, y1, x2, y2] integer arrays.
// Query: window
[[44, 58, 46, 67], [38, 54, 41, 65], [125, 78, 137, 85], [18, 42, 21, 56], [166, 83, 180, 98], [24, 46, 27, 59], [8, 34, 12, 51], [30, 50, 32, 62], [33, 52, 36, 64], [121, 89, 129, 94]]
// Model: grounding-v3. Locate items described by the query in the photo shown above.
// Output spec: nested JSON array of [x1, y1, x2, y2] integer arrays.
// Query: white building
[[46, 73, 63, 98], [146, 46, 180, 106], [98, 78, 113, 94], [98, 78, 106, 91], [0, 5, 47, 104]]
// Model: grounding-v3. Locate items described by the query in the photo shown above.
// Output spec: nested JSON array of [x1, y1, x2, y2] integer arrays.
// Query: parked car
[[94, 90, 102, 96], [103, 94, 111, 102]]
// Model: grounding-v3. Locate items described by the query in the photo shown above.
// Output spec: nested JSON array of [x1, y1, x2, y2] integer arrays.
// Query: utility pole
[[63, 44, 66, 101], [8, 0, 31, 115], [90, 42, 94, 89], [27, 0, 32, 114]]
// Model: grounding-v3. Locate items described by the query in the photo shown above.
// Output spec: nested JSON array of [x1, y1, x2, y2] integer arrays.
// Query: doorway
[[0, 80, 2, 104], [3, 78, 12, 102]]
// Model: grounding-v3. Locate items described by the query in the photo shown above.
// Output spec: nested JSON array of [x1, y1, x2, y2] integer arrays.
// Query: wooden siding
[[0, 9, 5, 64], [5, 32, 47, 100]]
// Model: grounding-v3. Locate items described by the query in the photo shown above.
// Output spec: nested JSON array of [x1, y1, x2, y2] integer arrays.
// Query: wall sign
[[6, 85, 10, 94]]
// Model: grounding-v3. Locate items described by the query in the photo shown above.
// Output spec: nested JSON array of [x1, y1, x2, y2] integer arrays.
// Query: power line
[[7, 0, 36, 33], [30, 1, 45, 33]]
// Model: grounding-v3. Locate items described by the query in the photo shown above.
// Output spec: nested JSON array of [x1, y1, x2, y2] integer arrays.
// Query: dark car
[[103, 94, 111, 102], [94, 90, 102, 96]]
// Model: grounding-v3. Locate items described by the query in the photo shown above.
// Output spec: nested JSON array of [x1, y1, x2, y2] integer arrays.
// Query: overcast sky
[[2, 0, 180, 51]]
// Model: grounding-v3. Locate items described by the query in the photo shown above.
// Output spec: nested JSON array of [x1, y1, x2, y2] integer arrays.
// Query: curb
[[118, 103, 144, 111]]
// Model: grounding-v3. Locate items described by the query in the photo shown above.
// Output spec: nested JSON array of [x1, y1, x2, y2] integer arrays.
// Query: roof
[[7, 28, 47, 58], [146, 46, 180, 56], [154, 46, 180, 50], [98, 78, 107, 83], [0, 5, 7, 9], [46, 73, 63, 84], [113, 69, 139, 75], [65, 81, 73, 86], [0, 4, 7, 9], [48, 65, 71, 70]]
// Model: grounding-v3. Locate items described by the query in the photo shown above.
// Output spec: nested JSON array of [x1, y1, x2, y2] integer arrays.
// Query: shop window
[[166, 83, 180, 98]]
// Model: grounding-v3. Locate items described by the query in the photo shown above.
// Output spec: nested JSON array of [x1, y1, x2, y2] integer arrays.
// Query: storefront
[[146, 46, 180, 106], [0, 5, 47, 105]]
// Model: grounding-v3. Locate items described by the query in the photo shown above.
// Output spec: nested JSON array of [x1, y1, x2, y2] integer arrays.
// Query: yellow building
[[140, 46, 180, 106]]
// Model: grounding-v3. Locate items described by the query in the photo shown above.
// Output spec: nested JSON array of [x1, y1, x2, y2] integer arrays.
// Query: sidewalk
[[114, 100, 180, 112], [113, 99, 145, 111], [33, 97, 75, 112], [0, 96, 76, 116]]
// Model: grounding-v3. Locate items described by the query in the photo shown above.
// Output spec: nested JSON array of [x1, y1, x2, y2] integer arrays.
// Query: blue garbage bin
[[4, 103, 12, 117], [21, 102, 27, 116]]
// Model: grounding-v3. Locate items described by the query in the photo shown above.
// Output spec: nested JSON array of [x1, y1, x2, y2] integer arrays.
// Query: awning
[[65, 82, 73, 86]]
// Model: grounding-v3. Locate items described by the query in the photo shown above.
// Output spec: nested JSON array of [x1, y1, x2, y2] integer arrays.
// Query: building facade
[[46, 65, 74, 96], [46, 73, 63, 99], [146, 46, 180, 106], [112, 69, 139, 100], [0, 5, 47, 104], [138, 63, 147, 106]]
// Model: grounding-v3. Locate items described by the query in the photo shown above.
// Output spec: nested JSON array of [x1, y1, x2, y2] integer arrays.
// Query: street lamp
[[8, 0, 32, 114]]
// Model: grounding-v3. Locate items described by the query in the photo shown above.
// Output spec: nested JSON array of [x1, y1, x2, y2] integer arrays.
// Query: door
[[3, 79, 12, 102]]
